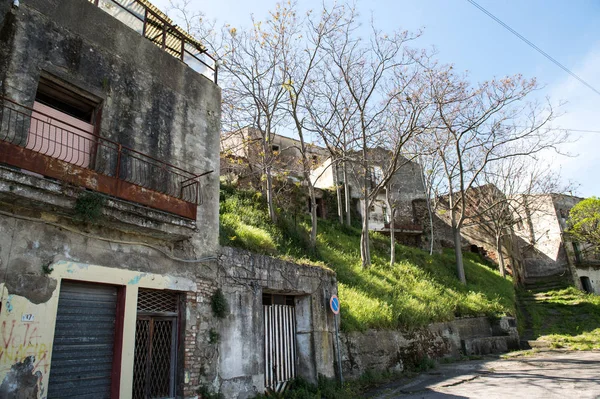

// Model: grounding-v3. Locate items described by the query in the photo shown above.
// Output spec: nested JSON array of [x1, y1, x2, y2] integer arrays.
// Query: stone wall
[[575, 265, 600, 294], [340, 316, 519, 379], [513, 194, 585, 280], [213, 247, 337, 398]]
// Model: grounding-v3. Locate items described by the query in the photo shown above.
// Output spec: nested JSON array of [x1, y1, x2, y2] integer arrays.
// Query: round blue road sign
[[330, 295, 340, 315]]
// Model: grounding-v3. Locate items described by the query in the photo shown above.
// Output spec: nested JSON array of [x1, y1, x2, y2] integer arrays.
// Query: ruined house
[[0, 1, 337, 398], [513, 193, 600, 290], [312, 148, 428, 247], [221, 129, 429, 245]]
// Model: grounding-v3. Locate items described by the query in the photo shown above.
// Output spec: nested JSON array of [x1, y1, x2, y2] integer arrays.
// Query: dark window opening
[[573, 242, 583, 264], [580, 276, 594, 294], [311, 155, 318, 164], [35, 75, 101, 123], [263, 293, 295, 307], [271, 144, 280, 152], [27, 75, 102, 169], [307, 198, 325, 218]]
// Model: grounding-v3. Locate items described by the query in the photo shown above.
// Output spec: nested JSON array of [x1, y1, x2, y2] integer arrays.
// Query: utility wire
[[551, 128, 600, 135], [466, 0, 600, 97]]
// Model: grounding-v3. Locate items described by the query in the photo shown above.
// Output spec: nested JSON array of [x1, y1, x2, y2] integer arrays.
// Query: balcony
[[0, 97, 209, 221], [88, 0, 218, 83]]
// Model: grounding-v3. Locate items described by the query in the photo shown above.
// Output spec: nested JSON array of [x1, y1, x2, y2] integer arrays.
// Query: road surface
[[368, 350, 600, 399]]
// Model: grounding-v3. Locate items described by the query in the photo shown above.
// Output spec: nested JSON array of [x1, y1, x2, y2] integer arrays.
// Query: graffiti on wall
[[0, 320, 50, 375], [0, 292, 50, 398]]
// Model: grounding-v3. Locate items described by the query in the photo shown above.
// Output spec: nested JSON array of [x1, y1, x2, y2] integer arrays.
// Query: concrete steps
[[462, 335, 521, 356], [523, 275, 573, 293], [519, 339, 552, 350]]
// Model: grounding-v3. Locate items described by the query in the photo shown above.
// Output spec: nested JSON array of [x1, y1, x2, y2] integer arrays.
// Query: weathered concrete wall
[[575, 265, 600, 294], [340, 316, 519, 379], [0, 212, 337, 398], [213, 247, 337, 398], [513, 194, 584, 280], [0, 2, 344, 399], [0, 255, 199, 398], [0, 0, 221, 254]]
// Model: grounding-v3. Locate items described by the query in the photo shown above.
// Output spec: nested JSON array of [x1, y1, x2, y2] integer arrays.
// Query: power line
[[550, 128, 600, 135], [466, 0, 600, 97], [514, 126, 600, 135]]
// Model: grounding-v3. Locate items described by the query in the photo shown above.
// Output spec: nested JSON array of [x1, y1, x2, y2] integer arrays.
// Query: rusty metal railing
[[0, 97, 210, 219], [89, 0, 218, 83]]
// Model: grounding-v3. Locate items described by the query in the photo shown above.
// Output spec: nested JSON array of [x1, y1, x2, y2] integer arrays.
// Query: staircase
[[517, 274, 575, 349], [523, 274, 574, 293]]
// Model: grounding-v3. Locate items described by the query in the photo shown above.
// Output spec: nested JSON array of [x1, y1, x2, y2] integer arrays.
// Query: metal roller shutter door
[[47, 281, 118, 398]]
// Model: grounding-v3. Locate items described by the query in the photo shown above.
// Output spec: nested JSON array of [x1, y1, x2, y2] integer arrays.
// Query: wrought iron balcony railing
[[0, 97, 210, 220], [88, 0, 218, 83]]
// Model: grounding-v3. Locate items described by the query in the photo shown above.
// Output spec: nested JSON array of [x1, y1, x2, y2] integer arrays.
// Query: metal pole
[[334, 313, 343, 385]]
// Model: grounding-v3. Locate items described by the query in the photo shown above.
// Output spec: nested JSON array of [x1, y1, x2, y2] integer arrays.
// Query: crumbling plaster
[[0, 0, 221, 255]]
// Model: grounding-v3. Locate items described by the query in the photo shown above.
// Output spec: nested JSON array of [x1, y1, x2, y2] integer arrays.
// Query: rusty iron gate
[[263, 294, 297, 392], [132, 289, 180, 399]]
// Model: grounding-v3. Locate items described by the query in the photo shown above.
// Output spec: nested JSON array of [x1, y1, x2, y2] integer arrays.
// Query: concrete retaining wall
[[339, 316, 519, 379]]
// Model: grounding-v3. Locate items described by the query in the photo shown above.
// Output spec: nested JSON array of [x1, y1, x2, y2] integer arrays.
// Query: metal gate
[[47, 281, 118, 398], [263, 293, 296, 392], [132, 289, 179, 399]]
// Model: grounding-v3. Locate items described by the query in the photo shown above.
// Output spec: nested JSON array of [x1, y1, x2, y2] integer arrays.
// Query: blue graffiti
[[6, 294, 14, 313]]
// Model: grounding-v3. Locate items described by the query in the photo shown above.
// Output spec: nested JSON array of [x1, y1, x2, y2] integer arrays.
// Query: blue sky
[[155, 0, 600, 197]]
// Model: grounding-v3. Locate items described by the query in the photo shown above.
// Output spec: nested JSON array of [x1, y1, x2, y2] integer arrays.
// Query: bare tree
[[218, 6, 295, 223], [306, 66, 360, 226], [324, 10, 423, 267], [167, 1, 288, 222], [424, 65, 566, 284], [461, 157, 570, 278], [281, 2, 347, 247], [375, 69, 435, 266]]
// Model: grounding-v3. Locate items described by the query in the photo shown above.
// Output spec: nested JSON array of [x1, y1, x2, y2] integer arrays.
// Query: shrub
[[74, 191, 105, 222], [211, 289, 229, 319]]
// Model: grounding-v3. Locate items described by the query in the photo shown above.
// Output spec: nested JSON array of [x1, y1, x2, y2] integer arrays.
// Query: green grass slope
[[519, 286, 600, 350], [220, 184, 515, 332]]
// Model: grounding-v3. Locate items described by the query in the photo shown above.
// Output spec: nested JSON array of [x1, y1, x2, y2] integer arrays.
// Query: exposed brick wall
[[183, 280, 219, 398]]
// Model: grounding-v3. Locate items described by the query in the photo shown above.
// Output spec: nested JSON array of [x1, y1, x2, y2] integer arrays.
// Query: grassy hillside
[[519, 285, 600, 350], [220, 184, 515, 332]]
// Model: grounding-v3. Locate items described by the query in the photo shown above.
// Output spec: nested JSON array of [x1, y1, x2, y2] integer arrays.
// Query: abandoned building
[[0, 1, 337, 398], [513, 193, 600, 291], [221, 129, 429, 246]]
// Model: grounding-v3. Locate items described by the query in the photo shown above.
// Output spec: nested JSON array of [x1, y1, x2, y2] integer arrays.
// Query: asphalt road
[[367, 350, 600, 399]]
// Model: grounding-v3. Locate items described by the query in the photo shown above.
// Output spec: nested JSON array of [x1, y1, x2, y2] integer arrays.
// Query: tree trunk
[[333, 161, 344, 225], [265, 166, 277, 223], [360, 190, 371, 267], [343, 160, 351, 226], [386, 188, 395, 267], [496, 235, 506, 277], [308, 182, 318, 248], [452, 222, 467, 284], [420, 167, 435, 255]]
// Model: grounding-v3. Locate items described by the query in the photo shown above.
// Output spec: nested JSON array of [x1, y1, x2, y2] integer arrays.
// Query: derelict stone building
[[0, 1, 336, 398]]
